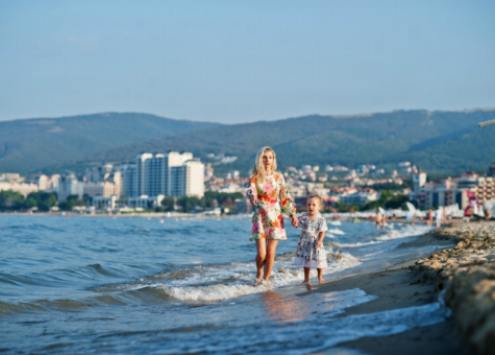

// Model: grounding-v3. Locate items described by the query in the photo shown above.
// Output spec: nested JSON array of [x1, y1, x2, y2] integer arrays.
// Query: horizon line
[[1, 106, 495, 125]]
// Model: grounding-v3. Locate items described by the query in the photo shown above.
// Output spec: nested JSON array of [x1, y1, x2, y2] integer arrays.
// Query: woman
[[247, 146, 298, 285]]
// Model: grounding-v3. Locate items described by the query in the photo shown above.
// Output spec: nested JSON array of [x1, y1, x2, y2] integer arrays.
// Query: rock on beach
[[413, 221, 495, 355]]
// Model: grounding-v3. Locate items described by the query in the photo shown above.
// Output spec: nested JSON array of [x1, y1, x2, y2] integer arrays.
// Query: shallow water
[[0, 215, 449, 353]]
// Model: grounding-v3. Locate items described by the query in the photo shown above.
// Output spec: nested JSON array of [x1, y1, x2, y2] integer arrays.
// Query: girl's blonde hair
[[252, 146, 278, 178], [307, 194, 323, 208]]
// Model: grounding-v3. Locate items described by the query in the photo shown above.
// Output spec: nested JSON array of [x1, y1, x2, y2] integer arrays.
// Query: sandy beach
[[312, 221, 495, 355], [317, 262, 470, 355]]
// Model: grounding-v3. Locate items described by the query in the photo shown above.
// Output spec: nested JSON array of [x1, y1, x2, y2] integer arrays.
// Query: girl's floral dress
[[294, 212, 328, 269], [247, 172, 296, 240]]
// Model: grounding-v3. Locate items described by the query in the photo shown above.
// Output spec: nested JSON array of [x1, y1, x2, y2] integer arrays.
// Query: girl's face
[[307, 198, 321, 215], [262, 151, 274, 171]]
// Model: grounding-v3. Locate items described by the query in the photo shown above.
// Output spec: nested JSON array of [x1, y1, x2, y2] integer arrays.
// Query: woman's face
[[262, 150, 274, 170]]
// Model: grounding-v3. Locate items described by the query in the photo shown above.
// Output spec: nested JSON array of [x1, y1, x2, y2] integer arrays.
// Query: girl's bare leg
[[317, 268, 324, 284], [255, 238, 266, 283], [263, 239, 279, 281], [303, 267, 312, 290]]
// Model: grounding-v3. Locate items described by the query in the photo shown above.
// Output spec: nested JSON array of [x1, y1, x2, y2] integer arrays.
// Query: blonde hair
[[252, 146, 278, 178], [307, 194, 323, 208]]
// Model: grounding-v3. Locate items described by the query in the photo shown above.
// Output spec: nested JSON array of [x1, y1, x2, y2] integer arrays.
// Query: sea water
[[0, 215, 450, 353]]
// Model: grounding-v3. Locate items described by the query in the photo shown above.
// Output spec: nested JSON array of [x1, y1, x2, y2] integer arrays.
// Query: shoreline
[[312, 221, 495, 354], [317, 262, 470, 355], [0, 211, 251, 219], [0, 210, 443, 224], [413, 221, 495, 355]]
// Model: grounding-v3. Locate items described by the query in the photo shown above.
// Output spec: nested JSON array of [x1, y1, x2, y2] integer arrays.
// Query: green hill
[[0, 112, 219, 173], [1, 109, 494, 175], [95, 109, 495, 175]]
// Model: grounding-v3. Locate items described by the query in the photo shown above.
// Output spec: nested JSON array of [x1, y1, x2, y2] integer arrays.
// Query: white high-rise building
[[57, 173, 83, 202], [412, 172, 427, 191], [184, 159, 205, 197], [122, 151, 204, 198], [122, 164, 138, 198], [38, 174, 60, 192], [136, 153, 153, 197]]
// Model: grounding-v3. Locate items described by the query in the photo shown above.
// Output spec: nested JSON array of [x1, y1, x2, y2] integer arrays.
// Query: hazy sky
[[1, 0, 494, 123]]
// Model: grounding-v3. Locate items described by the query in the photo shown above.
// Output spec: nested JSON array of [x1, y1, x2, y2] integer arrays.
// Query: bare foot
[[262, 279, 272, 288], [254, 278, 263, 287], [305, 282, 313, 291], [318, 277, 325, 285]]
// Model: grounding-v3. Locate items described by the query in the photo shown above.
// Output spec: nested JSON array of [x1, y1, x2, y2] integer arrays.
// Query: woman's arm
[[277, 173, 298, 226], [246, 176, 259, 208]]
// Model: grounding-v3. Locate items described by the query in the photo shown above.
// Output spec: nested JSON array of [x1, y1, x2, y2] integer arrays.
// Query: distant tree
[[0, 190, 25, 211], [82, 194, 92, 206], [59, 194, 84, 211], [176, 196, 203, 212], [161, 197, 175, 212], [335, 202, 360, 213], [204, 191, 243, 209], [25, 191, 58, 211], [362, 191, 408, 211]]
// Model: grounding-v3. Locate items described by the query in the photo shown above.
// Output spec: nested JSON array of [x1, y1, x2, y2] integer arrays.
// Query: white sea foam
[[375, 224, 431, 241], [328, 228, 345, 236], [314, 301, 449, 351], [336, 224, 431, 248], [127, 252, 362, 304]]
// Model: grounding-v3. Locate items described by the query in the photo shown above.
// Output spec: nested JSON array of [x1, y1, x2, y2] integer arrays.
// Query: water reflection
[[262, 291, 309, 323]]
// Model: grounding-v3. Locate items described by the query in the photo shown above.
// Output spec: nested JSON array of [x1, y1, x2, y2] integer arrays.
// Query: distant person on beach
[[375, 208, 387, 227], [435, 207, 443, 230], [426, 209, 434, 226], [464, 205, 473, 222], [247, 146, 298, 286], [294, 194, 328, 290], [484, 208, 491, 221]]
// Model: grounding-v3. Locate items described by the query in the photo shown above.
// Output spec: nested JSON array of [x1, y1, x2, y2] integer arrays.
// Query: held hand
[[291, 215, 299, 228], [316, 239, 323, 249]]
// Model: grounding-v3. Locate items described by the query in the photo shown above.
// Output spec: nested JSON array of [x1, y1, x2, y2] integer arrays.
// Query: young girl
[[294, 194, 328, 289], [247, 146, 298, 285]]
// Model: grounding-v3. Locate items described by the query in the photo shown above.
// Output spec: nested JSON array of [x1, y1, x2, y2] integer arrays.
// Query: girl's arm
[[316, 231, 325, 249], [317, 217, 328, 248]]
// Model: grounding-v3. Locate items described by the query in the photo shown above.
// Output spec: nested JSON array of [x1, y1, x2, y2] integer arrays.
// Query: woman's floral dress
[[247, 172, 296, 240], [294, 212, 328, 269]]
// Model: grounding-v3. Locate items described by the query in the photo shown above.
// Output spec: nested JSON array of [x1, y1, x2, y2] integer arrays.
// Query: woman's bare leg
[[303, 268, 311, 283], [256, 238, 267, 283], [263, 239, 279, 281]]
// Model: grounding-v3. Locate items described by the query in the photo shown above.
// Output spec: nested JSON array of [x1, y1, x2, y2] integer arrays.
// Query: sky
[[0, 0, 494, 123]]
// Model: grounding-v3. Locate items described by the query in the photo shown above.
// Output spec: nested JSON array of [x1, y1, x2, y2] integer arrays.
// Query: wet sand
[[317, 260, 471, 354]]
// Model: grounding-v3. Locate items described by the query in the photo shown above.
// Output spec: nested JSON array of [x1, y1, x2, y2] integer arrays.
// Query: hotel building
[[123, 151, 204, 200]]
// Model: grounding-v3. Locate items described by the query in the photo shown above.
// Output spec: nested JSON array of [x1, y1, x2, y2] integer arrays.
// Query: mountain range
[[1, 109, 494, 176]]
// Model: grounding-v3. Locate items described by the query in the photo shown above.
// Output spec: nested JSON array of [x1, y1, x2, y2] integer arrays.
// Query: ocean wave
[[85, 251, 363, 305], [327, 228, 345, 236], [335, 224, 431, 248], [0, 298, 92, 315], [2, 223, 64, 233], [375, 224, 432, 241]]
